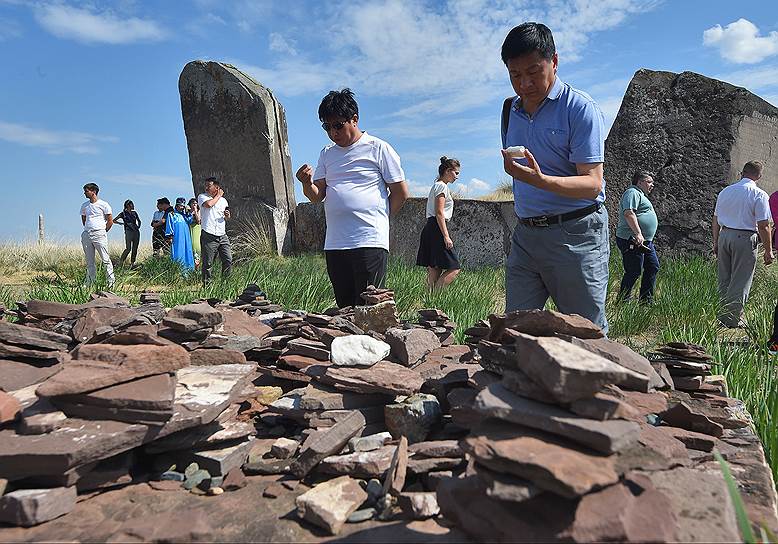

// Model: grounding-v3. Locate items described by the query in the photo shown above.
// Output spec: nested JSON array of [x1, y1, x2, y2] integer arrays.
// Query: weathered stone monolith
[[179, 60, 296, 255], [605, 69, 778, 254]]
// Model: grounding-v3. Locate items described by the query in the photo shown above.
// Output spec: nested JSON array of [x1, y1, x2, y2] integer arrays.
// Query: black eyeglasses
[[322, 120, 348, 132]]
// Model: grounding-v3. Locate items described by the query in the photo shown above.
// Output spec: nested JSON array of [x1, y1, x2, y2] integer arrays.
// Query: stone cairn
[[0, 290, 774, 540]]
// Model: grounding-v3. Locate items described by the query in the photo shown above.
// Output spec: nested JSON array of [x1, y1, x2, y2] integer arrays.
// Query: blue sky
[[1, 0, 777, 242]]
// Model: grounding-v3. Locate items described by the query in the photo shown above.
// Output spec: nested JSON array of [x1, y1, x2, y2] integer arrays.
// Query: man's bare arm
[[757, 219, 773, 265], [712, 214, 721, 256], [105, 214, 113, 232], [624, 209, 644, 245], [388, 181, 410, 216], [501, 149, 602, 200], [201, 189, 223, 208], [303, 180, 327, 203]]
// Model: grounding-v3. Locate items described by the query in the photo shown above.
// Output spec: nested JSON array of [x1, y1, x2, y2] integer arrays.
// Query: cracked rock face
[[605, 68, 778, 254], [178, 60, 296, 255]]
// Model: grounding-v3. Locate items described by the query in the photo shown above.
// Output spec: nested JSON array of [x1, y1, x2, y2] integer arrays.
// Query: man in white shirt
[[80, 182, 115, 288], [295, 88, 410, 307], [197, 177, 232, 284], [712, 161, 772, 328]]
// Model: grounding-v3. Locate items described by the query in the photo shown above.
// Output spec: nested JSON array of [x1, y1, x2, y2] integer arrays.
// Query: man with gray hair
[[615, 171, 659, 303], [712, 161, 772, 328]]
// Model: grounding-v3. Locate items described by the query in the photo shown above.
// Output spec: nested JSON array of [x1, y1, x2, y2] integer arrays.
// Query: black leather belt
[[519, 203, 601, 228], [722, 226, 757, 234]]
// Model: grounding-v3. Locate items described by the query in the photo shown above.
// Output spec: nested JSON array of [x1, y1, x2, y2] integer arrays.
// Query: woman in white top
[[416, 156, 462, 289]]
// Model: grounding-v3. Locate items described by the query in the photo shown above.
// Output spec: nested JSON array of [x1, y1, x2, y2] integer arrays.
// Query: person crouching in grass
[[417, 156, 462, 289], [295, 88, 410, 308]]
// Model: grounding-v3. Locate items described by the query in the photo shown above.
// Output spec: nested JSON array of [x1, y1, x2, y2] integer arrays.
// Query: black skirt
[[416, 216, 461, 270]]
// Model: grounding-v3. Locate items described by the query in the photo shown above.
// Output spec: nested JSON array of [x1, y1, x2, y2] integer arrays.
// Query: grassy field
[[1, 241, 777, 483]]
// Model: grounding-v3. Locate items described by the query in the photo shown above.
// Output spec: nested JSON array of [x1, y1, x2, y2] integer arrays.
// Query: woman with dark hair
[[416, 156, 462, 289], [114, 199, 141, 267]]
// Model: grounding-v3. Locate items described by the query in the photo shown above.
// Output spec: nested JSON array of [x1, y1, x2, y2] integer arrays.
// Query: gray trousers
[[717, 227, 758, 326], [506, 206, 610, 334], [81, 229, 115, 286], [201, 230, 233, 283]]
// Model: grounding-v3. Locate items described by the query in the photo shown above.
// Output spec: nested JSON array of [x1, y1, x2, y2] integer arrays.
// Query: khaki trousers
[[717, 227, 758, 326]]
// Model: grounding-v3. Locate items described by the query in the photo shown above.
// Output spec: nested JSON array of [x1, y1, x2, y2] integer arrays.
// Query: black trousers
[[325, 247, 389, 308], [120, 229, 140, 264]]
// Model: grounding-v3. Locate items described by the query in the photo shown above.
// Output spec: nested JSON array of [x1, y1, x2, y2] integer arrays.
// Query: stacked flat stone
[[0, 300, 774, 540], [0, 299, 258, 526], [416, 309, 456, 346], [647, 342, 719, 393], [463, 319, 490, 346], [138, 291, 160, 305], [437, 309, 744, 543], [231, 283, 283, 315]]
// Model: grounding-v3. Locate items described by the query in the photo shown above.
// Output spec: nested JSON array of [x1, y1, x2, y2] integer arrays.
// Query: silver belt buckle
[[529, 216, 549, 227]]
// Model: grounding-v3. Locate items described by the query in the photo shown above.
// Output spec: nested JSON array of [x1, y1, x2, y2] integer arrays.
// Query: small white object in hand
[[505, 145, 527, 158], [331, 335, 390, 367]]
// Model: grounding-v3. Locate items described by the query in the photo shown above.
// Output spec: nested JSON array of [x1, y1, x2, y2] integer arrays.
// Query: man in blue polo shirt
[[500, 22, 609, 332]]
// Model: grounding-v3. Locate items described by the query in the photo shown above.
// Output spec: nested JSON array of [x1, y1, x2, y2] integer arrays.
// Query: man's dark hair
[[742, 161, 764, 179], [631, 171, 654, 186], [83, 182, 99, 194], [205, 177, 221, 188], [157, 197, 170, 206], [501, 22, 556, 64], [318, 88, 359, 122]]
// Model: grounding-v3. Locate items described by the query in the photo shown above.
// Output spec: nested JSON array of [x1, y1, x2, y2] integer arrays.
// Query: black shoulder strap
[[501, 96, 515, 148]]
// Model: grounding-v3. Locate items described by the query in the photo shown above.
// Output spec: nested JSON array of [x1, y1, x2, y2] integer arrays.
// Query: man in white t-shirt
[[296, 88, 410, 307], [80, 182, 115, 288], [712, 160, 773, 327], [197, 177, 232, 284]]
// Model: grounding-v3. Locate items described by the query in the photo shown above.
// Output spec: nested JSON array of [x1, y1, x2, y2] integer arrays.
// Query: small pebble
[[160, 470, 184, 482], [347, 508, 376, 523], [208, 487, 224, 496], [184, 462, 199, 478]]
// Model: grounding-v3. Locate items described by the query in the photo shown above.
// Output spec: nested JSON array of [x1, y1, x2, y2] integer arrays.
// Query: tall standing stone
[[179, 60, 296, 255], [605, 69, 778, 254]]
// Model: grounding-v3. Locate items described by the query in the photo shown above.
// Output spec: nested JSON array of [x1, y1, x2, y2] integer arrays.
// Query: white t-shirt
[[80, 199, 112, 231], [313, 132, 405, 250], [714, 178, 770, 231], [198, 193, 229, 236], [426, 181, 454, 220]]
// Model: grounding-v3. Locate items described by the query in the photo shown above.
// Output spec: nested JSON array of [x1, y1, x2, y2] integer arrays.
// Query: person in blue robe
[[165, 197, 194, 273]]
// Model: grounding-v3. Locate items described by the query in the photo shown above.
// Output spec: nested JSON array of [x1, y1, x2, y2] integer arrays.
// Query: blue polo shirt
[[503, 77, 606, 218]]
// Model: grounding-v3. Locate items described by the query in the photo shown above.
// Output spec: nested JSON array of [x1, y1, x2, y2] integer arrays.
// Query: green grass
[[2, 241, 778, 486]]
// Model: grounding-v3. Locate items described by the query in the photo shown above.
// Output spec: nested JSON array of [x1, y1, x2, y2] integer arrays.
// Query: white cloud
[[0, 17, 22, 41], [185, 12, 227, 37], [458, 177, 491, 196], [243, 0, 655, 117], [703, 19, 778, 64], [405, 179, 431, 198], [235, 59, 340, 97], [102, 174, 191, 191], [717, 65, 778, 91], [34, 3, 168, 44], [269, 33, 297, 56], [374, 117, 495, 140], [0, 120, 118, 154]]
